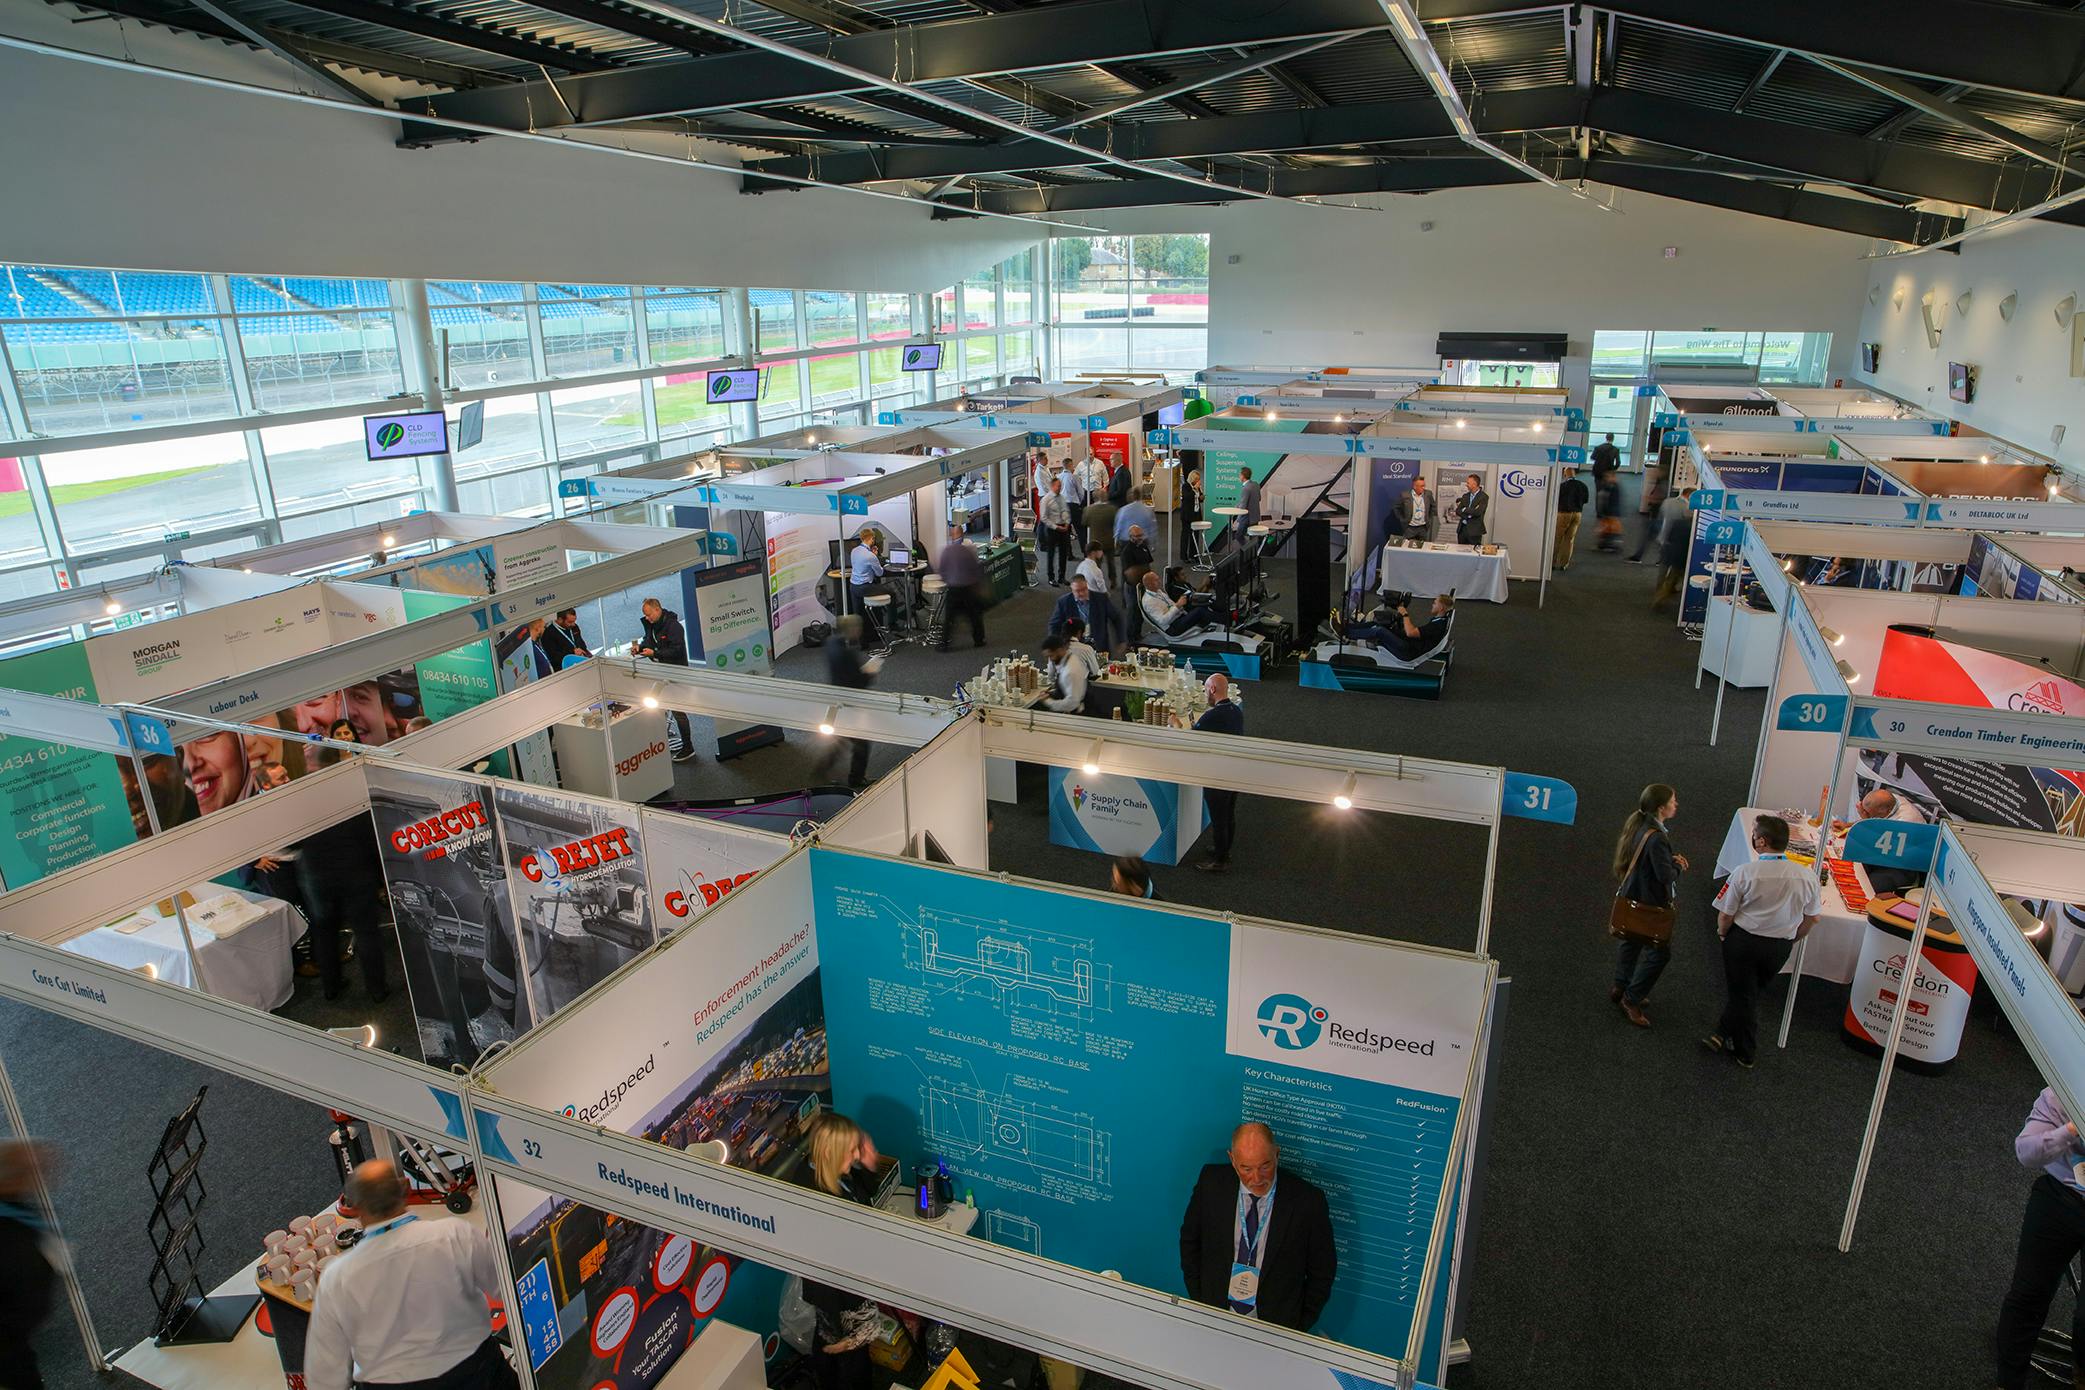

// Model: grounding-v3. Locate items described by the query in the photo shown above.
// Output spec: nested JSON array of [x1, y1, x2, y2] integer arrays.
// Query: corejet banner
[[810, 848, 1488, 1363], [0, 644, 136, 888], [494, 784, 654, 1021], [365, 764, 532, 1072]]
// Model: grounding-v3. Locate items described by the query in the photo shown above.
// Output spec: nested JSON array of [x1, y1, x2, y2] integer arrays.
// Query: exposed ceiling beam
[[1262, 55, 1332, 108], [1729, 48, 1783, 112], [1417, 0, 2085, 101], [412, 0, 1393, 132], [750, 87, 1579, 186], [180, 0, 379, 102], [68, 0, 494, 85], [1808, 57, 2070, 170], [278, 0, 618, 71], [933, 157, 1532, 213], [1048, 34, 1357, 131], [1572, 6, 1594, 91], [1865, 83, 1966, 141], [1586, 158, 1963, 242]]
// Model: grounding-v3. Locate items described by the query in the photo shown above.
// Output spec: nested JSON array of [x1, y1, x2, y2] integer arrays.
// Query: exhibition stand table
[[65, 886, 304, 1010], [1701, 595, 1779, 689], [980, 539, 1026, 606], [1377, 543, 1511, 603], [1714, 807, 1876, 984]]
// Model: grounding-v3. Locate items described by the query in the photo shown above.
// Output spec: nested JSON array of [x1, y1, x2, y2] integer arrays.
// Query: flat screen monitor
[[454, 398, 485, 452], [706, 368, 762, 403], [364, 410, 450, 461], [1158, 402, 1185, 426], [1859, 342, 1880, 373], [901, 342, 944, 372], [1948, 361, 1974, 403], [888, 548, 911, 567]]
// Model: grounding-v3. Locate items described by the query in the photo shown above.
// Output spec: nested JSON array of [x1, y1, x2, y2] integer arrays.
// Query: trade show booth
[[1194, 365, 1441, 409], [0, 655, 1591, 1390], [1655, 385, 1945, 439], [1392, 385, 1583, 430]]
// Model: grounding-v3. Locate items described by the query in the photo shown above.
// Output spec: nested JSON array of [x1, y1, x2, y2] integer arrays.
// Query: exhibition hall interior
[[7, 2, 2085, 1389]]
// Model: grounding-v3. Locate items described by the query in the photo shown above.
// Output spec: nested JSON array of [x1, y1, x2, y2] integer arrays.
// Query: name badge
[[1227, 1262, 1260, 1310]]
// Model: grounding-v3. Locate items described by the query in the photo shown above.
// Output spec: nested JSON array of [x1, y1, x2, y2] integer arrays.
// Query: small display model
[[706, 368, 763, 403], [1947, 361, 1976, 403], [901, 342, 944, 372], [363, 410, 450, 461], [1859, 342, 1881, 373]]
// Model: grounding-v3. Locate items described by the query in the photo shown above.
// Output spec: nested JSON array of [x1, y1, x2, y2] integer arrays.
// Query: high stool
[[920, 575, 949, 647], [1189, 520, 1214, 563], [863, 592, 895, 648], [823, 567, 845, 616]]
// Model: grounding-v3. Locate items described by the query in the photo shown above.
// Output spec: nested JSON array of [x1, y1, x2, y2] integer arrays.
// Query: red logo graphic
[[520, 827, 636, 881], [664, 870, 759, 917]]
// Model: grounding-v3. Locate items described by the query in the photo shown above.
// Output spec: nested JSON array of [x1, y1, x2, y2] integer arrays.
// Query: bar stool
[[823, 567, 845, 615], [863, 592, 895, 648], [1189, 520, 1214, 562], [921, 575, 949, 646]]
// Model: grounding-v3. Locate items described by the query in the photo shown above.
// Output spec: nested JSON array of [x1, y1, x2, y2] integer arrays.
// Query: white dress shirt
[[1714, 854, 1820, 940], [1043, 652, 1090, 712], [1075, 556, 1110, 593], [1076, 458, 1111, 499], [304, 1214, 503, 1390]]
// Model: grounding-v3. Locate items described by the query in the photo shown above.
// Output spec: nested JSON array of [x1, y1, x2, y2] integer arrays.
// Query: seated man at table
[[1835, 787, 1928, 893], [1334, 594, 1454, 661], [1137, 570, 1217, 639]]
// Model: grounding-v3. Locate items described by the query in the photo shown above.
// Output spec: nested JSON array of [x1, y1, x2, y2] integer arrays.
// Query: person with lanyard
[[1700, 814, 1818, 1069], [0, 1141, 58, 1390], [1391, 476, 1431, 542], [1193, 674, 1244, 872], [305, 1160, 513, 1390], [1056, 456, 1089, 550], [1997, 1088, 2085, 1390], [537, 608, 591, 670], [1178, 1121, 1336, 1332]]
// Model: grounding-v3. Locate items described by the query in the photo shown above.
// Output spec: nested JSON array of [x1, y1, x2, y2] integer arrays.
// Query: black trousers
[[941, 585, 987, 648], [1068, 501, 1087, 550], [1205, 789, 1238, 863], [365, 1336, 517, 1390], [1040, 527, 1071, 582], [668, 710, 695, 755], [308, 884, 388, 994], [1715, 926, 1793, 1062], [1997, 1174, 2085, 1389]]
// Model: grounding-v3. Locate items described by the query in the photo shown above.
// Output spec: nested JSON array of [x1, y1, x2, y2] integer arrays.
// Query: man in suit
[[538, 608, 591, 670], [1178, 1121, 1336, 1332], [1391, 477, 1432, 542], [1454, 473, 1489, 546], [1048, 575, 1121, 655]]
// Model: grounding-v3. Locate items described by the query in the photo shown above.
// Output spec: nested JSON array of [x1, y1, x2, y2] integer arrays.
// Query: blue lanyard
[[359, 1213, 419, 1241]]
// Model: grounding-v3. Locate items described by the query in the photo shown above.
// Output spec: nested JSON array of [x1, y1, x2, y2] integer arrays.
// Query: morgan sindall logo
[[1257, 993, 1326, 1050], [375, 421, 406, 449]]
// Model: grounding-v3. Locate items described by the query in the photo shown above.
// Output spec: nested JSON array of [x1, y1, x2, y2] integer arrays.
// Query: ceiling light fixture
[[1081, 738, 1104, 777], [1332, 773, 1357, 811], [817, 705, 838, 737], [381, 534, 396, 548], [327, 1024, 377, 1048], [1836, 659, 1862, 685], [641, 691, 660, 709]]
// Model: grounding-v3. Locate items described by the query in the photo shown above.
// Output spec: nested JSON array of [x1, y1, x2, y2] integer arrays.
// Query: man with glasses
[[1178, 1121, 1336, 1332]]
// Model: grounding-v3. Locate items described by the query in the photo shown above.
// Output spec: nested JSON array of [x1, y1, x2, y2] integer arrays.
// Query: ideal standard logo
[[1256, 993, 1326, 1050], [1499, 469, 1537, 499], [375, 421, 406, 450]]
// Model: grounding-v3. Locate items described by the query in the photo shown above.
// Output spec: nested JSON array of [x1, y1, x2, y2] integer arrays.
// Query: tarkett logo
[[376, 421, 406, 449], [1257, 993, 1325, 1050]]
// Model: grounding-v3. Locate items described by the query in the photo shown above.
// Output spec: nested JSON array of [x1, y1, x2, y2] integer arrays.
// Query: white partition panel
[[817, 767, 909, 857], [897, 718, 990, 869], [391, 662, 608, 771]]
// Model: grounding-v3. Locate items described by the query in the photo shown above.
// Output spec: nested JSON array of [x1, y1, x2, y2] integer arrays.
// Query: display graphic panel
[[706, 369, 761, 404], [641, 812, 786, 936], [0, 644, 135, 888], [494, 785, 654, 1020], [1045, 767, 1203, 866], [364, 409, 450, 460], [365, 764, 531, 1071], [810, 849, 1484, 1361]]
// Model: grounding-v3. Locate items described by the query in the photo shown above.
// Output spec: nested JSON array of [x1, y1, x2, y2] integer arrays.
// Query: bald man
[[1179, 1122, 1336, 1332], [306, 1161, 513, 1390]]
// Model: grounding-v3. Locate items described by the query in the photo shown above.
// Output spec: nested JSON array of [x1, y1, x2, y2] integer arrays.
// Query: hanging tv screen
[[901, 342, 944, 372], [1948, 362, 1975, 403], [706, 368, 762, 403], [364, 410, 450, 461], [1859, 342, 1880, 373], [454, 399, 485, 452]]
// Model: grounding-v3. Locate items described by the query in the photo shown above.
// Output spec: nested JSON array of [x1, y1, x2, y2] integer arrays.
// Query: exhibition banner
[[1089, 431, 1133, 475], [689, 558, 773, 676], [810, 849, 1487, 1363], [1202, 417, 1310, 517], [492, 532, 570, 593], [403, 592, 503, 730], [640, 811, 786, 936], [499, 632, 560, 786], [407, 544, 496, 597], [1045, 767, 1204, 865], [365, 764, 533, 1072], [765, 511, 834, 655], [1360, 458, 1427, 565], [0, 644, 135, 888], [494, 784, 654, 1020]]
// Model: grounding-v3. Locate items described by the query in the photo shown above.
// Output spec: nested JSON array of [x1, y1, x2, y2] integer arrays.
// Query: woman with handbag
[[1610, 783, 1688, 1028]]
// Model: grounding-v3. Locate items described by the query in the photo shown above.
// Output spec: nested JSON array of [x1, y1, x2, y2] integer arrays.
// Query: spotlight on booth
[[1836, 659, 1862, 685], [133, 963, 157, 980], [326, 1024, 377, 1049], [818, 705, 839, 737], [381, 534, 397, 548], [1780, 558, 1794, 572], [641, 691, 661, 710], [1081, 738, 1104, 777], [1819, 625, 1845, 648], [1454, 419, 1467, 429], [1332, 773, 1358, 811], [687, 1139, 730, 1166], [1263, 409, 1277, 422]]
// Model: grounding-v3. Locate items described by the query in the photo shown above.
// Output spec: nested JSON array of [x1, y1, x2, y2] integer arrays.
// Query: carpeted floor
[[8, 490, 2055, 1390]]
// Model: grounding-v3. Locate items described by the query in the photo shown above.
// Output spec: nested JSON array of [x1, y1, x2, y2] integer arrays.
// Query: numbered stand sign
[[1841, 818, 1939, 871], [1776, 693, 1849, 732], [1503, 773, 1577, 825]]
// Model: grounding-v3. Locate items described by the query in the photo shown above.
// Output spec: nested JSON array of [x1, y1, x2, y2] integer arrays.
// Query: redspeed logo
[[664, 870, 759, 917], [519, 827, 636, 881], [390, 800, 489, 860], [615, 741, 667, 778]]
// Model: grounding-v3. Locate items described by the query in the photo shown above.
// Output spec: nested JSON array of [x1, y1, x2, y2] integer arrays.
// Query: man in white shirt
[[1075, 455, 1111, 514], [1057, 457, 1089, 549], [1138, 570, 1215, 638], [1702, 813, 1819, 1069], [1039, 633, 1090, 714], [305, 1160, 511, 1390], [1074, 543, 1110, 595]]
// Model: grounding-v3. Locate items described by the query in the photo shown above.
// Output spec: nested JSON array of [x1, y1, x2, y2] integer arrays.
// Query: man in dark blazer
[[1454, 473, 1490, 546], [1047, 575, 1122, 654], [1391, 476, 1432, 542], [1179, 1122, 1336, 1332]]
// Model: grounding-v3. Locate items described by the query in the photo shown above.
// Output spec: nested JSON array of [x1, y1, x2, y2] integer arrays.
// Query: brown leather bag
[[1609, 829, 1676, 946]]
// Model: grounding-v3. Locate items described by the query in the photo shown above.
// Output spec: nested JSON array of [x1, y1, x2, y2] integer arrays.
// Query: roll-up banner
[[366, 764, 532, 1072], [689, 556, 783, 759], [494, 784, 654, 1021], [0, 645, 135, 889]]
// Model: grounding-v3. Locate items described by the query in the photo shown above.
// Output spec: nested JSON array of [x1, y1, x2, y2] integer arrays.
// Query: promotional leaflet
[[810, 850, 1487, 1362], [494, 785, 654, 1020], [365, 764, 532, 1072]]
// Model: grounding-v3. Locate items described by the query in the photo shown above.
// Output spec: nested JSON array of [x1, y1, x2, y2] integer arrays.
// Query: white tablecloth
[[1714, 807, 1873, 985], [1377, 543, 1511, 603], [64, 885, 306, 1010]]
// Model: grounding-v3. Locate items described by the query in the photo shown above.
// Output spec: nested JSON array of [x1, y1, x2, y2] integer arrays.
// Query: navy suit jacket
[[1049, 590, 1120, 652]]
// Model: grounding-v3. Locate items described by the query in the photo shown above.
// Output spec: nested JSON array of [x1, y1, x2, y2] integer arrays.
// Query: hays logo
[[2009, 679, 2068, 715], [1256, 993, 1326, 1050]]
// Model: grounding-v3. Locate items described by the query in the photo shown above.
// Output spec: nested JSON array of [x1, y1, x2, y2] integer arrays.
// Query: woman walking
[[1610, 782, 1688, 1028]]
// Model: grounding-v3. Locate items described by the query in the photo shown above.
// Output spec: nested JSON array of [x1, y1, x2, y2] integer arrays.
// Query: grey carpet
[[11, 495, 2054, 1390]]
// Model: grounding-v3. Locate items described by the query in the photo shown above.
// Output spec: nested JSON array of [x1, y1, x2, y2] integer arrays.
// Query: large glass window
[[807, 352, 862, 412], [429, 281, 532, 389], [804, 291, 859, 347], [457, 394, 547, 478], [963, 266, 997, 330], [549, 380, 644, 457], [1046, 234, 1207, 379], [45, 433, 260, 555], [2, 265, 238, 433], [758, 361, 804, 421], [1002, 249, 1037, 325], [653, 370, 733, 443], [963, 335, 997, 379], [931, 286, 958, 336], [538, 284, 635, 377], [0, 458, 48, 572], [1591, 330, 1650, 379], [233, 276, 403, 411], [260, 416, 421, 517], [643, 288, 728, 365], [868, 345, 910, 398], [867, 293, 912, 344], [457, 469, 552, 518], [750, 290, 797, 356]]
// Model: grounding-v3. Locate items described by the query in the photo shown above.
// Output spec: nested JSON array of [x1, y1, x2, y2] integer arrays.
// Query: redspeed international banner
[[494, 785, 654, 1021], [364, 764, 531, 1071], [640, 811, 786, 935]]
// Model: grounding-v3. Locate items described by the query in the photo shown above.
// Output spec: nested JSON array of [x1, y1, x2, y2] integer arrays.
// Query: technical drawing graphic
[[903, 907, 1114, 1024], [987, 1212, 1042, 1255], [923, 1078, 1113, 1187]]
